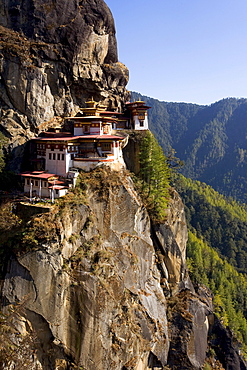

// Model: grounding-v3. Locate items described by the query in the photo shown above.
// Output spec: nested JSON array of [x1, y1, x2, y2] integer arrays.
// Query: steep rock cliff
[[1, 168, 216, 369], [0, 0, 129, 170]]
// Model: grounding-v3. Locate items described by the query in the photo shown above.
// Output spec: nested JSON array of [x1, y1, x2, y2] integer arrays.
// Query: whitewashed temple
[[21, 99, 150, 199]]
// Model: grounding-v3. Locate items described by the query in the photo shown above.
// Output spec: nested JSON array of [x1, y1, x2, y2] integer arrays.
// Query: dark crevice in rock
[[209, 315, 247, 370], [148, 351, 163, 369], [25, 308, 71, 369]]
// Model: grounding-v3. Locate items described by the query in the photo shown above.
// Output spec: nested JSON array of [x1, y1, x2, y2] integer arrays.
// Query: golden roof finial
[[85, 97, 97, 108]]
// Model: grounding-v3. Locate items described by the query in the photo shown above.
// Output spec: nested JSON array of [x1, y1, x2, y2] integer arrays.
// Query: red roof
[[20, 171, 58, 179], [33, 134, 125, 141], [48, 185, 68, 190], [33, 136, 79, 142], [125, 101, 151, 109], [39, 132, 72, 138], [127, 105, 151, 110], [77, 134, 125, 140], [67, 116, 117, 121]]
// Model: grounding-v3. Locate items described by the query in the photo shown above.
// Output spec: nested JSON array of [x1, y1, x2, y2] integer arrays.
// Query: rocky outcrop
[[0, 0, 129, 170], [1, 168, 218, 369], [152, 189, 191, 294], [208, 315, 247, 370]]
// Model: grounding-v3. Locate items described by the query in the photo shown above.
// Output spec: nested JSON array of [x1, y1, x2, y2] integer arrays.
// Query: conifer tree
[[139, 131, 170, 221]]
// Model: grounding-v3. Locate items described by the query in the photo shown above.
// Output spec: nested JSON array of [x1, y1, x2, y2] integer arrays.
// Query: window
[[62, 154, 65, 160], [57, 153, 60, 160], [140, 120, 144, 127], [43, 181, 47, 187], [27, 179, 30, 185], [102, 143, 111, 151], [53, 153, 56, 160], [49, 153, 52, 160], [35, 180, 38, 186]]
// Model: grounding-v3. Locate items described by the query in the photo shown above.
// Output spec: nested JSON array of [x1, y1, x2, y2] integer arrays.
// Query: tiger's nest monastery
[[21, 99, 150, 199]]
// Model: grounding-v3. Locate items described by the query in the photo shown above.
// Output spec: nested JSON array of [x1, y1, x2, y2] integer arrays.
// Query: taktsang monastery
[[21, 99, 150, 199]]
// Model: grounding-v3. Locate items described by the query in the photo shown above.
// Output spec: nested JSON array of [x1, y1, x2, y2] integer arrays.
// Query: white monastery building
[[20, 98, 150, 199]]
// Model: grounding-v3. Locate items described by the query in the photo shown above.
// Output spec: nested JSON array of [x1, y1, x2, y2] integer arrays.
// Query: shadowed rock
[[0, 0, 129, 171]]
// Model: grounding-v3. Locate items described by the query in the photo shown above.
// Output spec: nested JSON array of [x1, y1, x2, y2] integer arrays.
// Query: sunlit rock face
[[0, 0, 129, 170], [1, 169, 215, 369]]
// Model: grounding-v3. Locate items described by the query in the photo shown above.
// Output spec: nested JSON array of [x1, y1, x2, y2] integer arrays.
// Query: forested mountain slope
[[174, 174, 247, 355], [131, 92, 247, 203], [175, 175, 247, 273]]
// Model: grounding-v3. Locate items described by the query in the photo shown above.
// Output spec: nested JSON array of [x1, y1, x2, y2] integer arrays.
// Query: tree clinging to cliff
[[139, 131, 170, 221]]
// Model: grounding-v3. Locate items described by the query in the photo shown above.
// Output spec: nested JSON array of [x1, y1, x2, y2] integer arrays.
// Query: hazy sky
[[105, 0, 247, 105]]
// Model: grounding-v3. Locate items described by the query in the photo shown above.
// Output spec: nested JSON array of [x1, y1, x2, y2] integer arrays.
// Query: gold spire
[[85, 97, 97, 108]]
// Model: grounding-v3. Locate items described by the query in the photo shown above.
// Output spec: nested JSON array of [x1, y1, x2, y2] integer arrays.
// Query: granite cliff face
[[1, 168, 246, 369], [0, 1, 246, 369], [0, 0, 129, 170], [1, 168, 214, 369]]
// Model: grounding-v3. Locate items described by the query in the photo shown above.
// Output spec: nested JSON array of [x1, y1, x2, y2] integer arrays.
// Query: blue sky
[[105, 0, 247, 105]]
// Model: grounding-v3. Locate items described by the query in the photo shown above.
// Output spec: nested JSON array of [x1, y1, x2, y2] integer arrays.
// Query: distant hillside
[[176, 174, 247, 274], [131, 92, 247, 203], [174, 174, 247, 353]]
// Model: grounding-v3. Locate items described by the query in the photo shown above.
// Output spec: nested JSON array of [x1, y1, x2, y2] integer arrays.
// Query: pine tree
[[139, 131, 170, 221]]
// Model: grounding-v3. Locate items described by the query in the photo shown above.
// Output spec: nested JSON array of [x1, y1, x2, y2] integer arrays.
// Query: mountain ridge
[[131, 91, 247, 203]]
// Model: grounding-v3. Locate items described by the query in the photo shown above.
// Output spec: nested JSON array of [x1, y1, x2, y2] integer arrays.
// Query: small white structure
[[21, 171, 68, 199], [22, 98, 151, 199], [125, 100, 150, 130], [67, 169, 80, 187]]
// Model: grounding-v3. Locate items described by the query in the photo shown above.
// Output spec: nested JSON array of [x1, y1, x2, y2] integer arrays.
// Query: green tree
[[176, 174, 247, 272], [138, 131, 170, 221], [187, 230, 247, 350]]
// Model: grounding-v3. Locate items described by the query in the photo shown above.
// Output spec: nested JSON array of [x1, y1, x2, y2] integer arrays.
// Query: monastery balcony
[[74, 153, 114, 161], [79, 144, 95, 151]]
